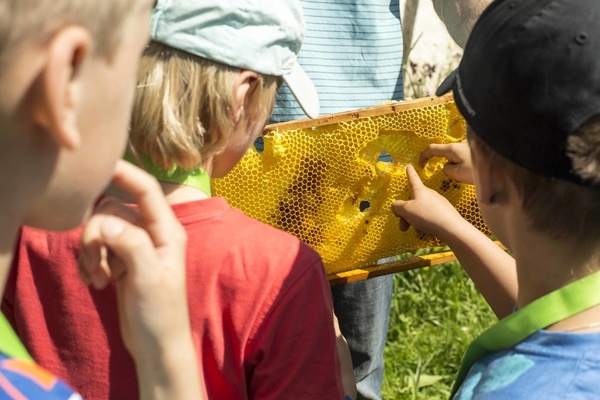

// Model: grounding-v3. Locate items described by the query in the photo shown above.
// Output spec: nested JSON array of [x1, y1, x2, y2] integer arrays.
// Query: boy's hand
[[391, 165, 463, 236], [78, 160, 202, 399], [419, 140, 474, 184]]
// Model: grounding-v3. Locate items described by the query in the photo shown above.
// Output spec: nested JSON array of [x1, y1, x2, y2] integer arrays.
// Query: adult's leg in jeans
[[331, 275, 394, 400]]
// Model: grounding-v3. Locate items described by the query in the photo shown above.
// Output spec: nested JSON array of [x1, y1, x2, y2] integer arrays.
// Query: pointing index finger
[[418, 145, 438, 167], [405, 164, 425, 195]]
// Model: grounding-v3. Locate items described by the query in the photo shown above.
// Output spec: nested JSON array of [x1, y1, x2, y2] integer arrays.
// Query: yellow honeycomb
[[213, 95, 489, 274]]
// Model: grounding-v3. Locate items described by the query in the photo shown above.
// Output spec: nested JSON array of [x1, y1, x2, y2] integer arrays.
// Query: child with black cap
[[392, 0, 600, 398]]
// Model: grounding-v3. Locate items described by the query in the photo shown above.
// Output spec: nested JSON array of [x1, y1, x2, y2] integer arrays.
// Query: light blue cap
[[150, 0, 319, 119]]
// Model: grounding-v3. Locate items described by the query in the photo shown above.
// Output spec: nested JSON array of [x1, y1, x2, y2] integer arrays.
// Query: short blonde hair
[[129, 41, 281, 170], [0, 0, 150, 68]]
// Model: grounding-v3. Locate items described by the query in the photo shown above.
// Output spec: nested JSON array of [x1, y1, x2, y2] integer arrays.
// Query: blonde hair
[[468, 123, 600, 247], [129, 41, 281, 170], [0, 0, 150, 68]]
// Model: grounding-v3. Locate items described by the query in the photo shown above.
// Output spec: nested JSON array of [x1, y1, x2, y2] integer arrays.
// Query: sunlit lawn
[[382, 251, 496, 399]]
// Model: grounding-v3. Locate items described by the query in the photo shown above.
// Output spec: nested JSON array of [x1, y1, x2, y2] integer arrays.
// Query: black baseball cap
[[436, 0, 600, 187]]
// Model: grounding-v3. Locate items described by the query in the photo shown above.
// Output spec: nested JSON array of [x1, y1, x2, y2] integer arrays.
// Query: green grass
[[382, 251, 496, 399]]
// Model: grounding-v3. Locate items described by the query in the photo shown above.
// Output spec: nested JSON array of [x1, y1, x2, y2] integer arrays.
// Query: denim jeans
[[331, 275, 394, 400]]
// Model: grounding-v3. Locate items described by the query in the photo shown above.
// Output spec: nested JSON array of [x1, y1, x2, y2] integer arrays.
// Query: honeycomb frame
[[213, 94, 489, 274]]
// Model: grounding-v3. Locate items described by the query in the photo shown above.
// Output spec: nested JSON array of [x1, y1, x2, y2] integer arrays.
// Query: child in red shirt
[[4, 1, 355, 399]]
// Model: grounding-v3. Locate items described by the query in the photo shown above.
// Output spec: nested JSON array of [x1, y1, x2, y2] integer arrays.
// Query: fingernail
[[101, 217, 125, 238], [92, 271, 108, 290]]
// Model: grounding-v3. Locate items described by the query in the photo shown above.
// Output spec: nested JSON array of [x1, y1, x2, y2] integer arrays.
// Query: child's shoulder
[[170, 200, 330, 323], [179, 197, 317, 250], [227, 207, 323, 268], [458, 330, 600, 399], [175, 196, 322, 264]]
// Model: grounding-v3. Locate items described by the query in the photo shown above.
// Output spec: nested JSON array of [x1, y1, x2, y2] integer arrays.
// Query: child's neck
[[0, 146, 42, 295], [104, 181, 210, 205], [0, 208, 24, 296], [120, 154, 212, 204], [159, 181, 211, 204], [512, 231, 600, 331], [513, 233, 594, 308]]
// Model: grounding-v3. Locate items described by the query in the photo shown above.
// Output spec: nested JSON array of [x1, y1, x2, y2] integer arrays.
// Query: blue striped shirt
[[271, 0, 404, 123]]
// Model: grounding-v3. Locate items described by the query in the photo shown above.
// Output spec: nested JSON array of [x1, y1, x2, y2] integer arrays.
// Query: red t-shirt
[[3, 197, 344, 399]]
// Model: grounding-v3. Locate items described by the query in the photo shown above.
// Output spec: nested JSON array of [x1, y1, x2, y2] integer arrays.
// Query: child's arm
[[392, 165, 517, 319], [78, 161, 204, 400], [333, 313, 357, 400]]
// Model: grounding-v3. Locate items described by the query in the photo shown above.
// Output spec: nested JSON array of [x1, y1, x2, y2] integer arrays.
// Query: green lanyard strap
[[123, 152, 212, 197], [451, 270, 600, 398], [0, 312, 32, 361]]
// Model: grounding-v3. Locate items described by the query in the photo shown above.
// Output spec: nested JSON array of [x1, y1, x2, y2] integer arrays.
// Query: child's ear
[[232, 70, 260, 124], [32, 26, 92, 150], [471, 142, 507, 205]]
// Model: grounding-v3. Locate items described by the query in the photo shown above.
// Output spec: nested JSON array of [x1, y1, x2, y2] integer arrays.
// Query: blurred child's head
[[437, 0, 600, 249], [0, 0, 149, 69], [129, 0, 318, 178], [0, 0, 152, 230]]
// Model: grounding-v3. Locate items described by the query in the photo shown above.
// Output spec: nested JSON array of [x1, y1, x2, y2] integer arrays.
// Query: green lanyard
[[0, 313, 32, 361], [123, 152, 212, 196], [451, 270, 600, 398]]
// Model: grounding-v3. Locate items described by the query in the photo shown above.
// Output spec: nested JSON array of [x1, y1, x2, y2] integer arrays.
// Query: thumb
[[101, 215, 126, 239], [391, 199, 406, 217], [442, 163, 462, 182], [98, 216, 166, 286]]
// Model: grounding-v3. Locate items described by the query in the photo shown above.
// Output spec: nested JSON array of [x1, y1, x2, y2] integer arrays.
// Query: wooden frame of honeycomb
[[213, 94, 496, 284]]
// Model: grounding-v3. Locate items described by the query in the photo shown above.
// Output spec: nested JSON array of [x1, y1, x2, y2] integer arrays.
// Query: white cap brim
[[283, 61, 320, 119]]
